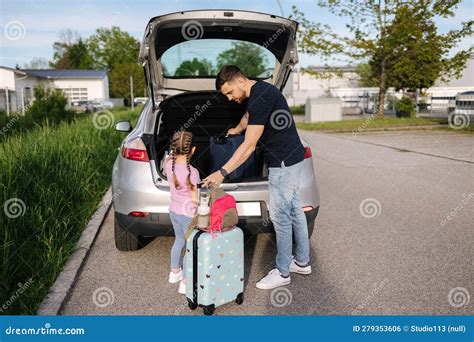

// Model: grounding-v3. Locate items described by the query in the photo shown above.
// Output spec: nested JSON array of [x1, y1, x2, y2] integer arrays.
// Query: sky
[[0, 0, 473, 69]]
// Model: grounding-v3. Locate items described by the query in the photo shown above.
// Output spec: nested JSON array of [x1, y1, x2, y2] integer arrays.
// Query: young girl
[[164, 131, 201, 294]]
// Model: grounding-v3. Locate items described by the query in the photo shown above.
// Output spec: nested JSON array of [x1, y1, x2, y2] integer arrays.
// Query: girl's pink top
[[164, 158, 201, 217]]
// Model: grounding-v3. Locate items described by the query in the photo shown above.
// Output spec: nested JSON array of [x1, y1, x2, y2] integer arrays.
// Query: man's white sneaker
[[290, 259, 312, 275], [256, 269, 291, 290], [168, 269, 183, 283], [178, 281, 186, 295]]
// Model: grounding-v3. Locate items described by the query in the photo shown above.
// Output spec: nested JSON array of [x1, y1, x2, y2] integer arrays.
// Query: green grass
[[0, 107, 140, 314], [296, 116, 448, 132]]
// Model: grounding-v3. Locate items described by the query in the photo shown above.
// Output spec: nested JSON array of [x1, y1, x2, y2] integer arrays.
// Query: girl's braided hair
[[170, 130, 195, 190]]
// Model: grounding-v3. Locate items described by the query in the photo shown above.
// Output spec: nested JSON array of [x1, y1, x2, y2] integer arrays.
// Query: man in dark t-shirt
[[203, 65, 311, 290]]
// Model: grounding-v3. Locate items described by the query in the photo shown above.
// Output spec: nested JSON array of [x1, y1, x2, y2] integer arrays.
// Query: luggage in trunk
[[156, 91, 267, 181], [185, 228, 244, 315], [209, 134, 259, 181]]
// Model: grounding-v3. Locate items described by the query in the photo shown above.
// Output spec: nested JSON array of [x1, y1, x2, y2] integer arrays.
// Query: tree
[[356, 63, 379, 87], [216, 42, 268, 76], [22, 57, 49, 69], [87, 27, 143, 101], [293, 0, 473, 117], [174, 58, 214, 76], [109, 62, 146, 100], [87, 26, 140, 71], [50, 29, 94, 69], [377, 4, 472, 92]]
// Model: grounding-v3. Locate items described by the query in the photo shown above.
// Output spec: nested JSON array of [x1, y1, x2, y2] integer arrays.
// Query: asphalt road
[[62, 130, 473, 315]]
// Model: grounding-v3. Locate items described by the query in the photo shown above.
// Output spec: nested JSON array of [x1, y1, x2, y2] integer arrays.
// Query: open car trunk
[[153, 91, 268, 182]]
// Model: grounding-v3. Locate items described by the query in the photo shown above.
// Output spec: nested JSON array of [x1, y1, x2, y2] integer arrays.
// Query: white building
[[283, 54, 474, 113], [0, 66, 109, 114]]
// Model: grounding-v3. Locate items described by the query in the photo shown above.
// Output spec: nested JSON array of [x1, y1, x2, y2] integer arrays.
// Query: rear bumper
[[115, 206, 319, 237]]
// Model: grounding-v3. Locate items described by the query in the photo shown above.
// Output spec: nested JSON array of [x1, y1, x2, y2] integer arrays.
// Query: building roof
[[21, 69, 108, 79], [0, 65, 27, 75]]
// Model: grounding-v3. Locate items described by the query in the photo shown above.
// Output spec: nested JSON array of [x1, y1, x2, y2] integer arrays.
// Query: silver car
[[112, 9, 320, 251]]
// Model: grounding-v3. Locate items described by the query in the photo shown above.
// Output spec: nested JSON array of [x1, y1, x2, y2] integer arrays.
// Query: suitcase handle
[[214, 133, 240, 145], [214, 135, 228, 145]]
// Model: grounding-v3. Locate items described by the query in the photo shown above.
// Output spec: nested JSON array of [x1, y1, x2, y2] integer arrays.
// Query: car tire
[[114, 218, 144, 251], [307, 218, 315, 238]]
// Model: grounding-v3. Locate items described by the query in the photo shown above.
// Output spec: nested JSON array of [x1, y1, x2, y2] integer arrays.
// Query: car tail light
[[303, 206, 313, 212], [128, 211, 148, 217], [304, 146, 312, 159], [121, 137, 149, 162]]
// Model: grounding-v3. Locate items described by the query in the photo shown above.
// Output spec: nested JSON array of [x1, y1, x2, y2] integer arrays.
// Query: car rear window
[[160, 39, 276, 78]]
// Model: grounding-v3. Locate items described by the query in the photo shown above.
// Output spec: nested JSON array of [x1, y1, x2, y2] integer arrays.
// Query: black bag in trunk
[[209, 134, 259, 181]]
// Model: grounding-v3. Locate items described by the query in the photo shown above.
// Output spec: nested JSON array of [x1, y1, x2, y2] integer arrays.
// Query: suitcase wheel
[[203, 304, 215, 316], [187, 298, 198, 310], [236, 293, 244, 305]]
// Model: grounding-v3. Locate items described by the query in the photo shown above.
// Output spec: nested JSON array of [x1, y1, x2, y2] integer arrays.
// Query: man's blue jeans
[[268, 160, 310, 276]]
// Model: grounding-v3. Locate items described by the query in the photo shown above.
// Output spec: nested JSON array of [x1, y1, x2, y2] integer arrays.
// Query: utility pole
[[21, 87, 25, 115], [6, 87, 10, 116], [130, 75, 134, 110]]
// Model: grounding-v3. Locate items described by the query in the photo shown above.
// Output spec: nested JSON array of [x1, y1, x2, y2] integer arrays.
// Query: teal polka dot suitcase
[[185, 228, 244, 315]]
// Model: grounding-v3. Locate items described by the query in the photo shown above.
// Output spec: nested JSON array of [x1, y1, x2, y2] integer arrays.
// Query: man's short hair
[[215, 65, 246, 91]]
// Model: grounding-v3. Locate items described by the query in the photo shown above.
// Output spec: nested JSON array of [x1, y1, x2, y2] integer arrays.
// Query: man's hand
[[203, 171, 225, 189], [227, 127, 241, 136], [226, 112, 249, 136]]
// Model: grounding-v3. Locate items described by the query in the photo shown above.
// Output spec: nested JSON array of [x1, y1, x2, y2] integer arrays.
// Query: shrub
[[26, 85, 76, 124], [290, 104, 305, 115], [396, 96, 415, 117]]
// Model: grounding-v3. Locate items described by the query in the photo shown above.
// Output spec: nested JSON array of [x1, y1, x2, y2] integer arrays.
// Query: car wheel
[[203, 305, 215, 316], [307, 218, 315, 238], [114, 218, 144, 251], [187, 298, 198, 310], [235, 293, 244, 305]]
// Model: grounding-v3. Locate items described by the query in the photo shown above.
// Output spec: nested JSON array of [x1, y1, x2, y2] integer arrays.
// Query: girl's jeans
[[169, 211, 193, 273]]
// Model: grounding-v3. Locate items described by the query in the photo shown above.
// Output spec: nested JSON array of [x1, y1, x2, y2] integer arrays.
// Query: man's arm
[[228, 112, 249, 135], [203, 124, 264, 188]]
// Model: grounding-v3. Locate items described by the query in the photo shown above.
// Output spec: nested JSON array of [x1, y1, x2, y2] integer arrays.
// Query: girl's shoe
[[178, 281, 186, 295], [168, 269, 183, 283]]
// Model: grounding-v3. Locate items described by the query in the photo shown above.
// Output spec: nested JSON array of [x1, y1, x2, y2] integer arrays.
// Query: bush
[[26, 85, 76, 124], [0, 86, 78, 142], [396, 96, 415, 117], [290, 104, 305, 115]]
